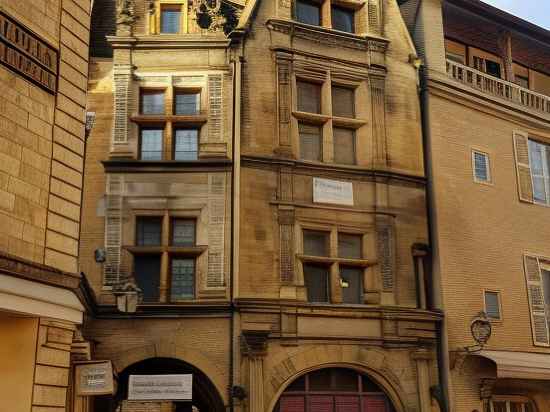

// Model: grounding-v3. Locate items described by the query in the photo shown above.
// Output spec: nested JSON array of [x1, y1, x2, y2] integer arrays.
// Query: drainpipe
[[419, 64, 451, 412]]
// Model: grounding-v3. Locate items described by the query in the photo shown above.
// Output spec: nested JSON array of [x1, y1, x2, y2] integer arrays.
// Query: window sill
[[297, 253, 373, 267], [332, 116, 367, 129], [131, 114, 208, 125], [293, 111, 330, 124], [124, 245, 208, 256]]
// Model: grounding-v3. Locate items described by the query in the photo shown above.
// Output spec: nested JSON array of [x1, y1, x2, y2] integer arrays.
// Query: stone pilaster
[[242, 330, 269, 412], [412, 349, 434, 412]]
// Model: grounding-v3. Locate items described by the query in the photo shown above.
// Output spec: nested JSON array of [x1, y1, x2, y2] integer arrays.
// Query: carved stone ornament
[[117, 0, 137, 25], [241, 330, 269, 358], [192, 0, 242, 34]]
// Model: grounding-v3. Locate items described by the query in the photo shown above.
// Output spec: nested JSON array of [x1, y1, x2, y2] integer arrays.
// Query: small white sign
[[128, 374, 192, 401], [313, 178, 354, 206]]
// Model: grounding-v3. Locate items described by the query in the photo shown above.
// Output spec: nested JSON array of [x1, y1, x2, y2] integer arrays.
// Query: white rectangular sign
[[313, 178, 354, 206], [128, 374, 192, 401]]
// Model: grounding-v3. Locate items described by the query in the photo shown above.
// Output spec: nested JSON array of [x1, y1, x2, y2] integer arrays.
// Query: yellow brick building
[[401, 0, 550, 410], [80, 0, 443, 411], [0, 0, 93, 410]]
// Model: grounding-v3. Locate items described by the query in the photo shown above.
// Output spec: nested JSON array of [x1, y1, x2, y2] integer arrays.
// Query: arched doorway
[[94, 357, 225, 412], [274, 367, 396, 412]]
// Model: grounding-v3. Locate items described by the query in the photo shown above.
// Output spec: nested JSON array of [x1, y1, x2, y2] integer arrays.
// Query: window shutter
[[308, 395, 334, 412], [513, 131, 534, 203], [335, 396, 360, 412], [103, 175, 124, 287], [208, 74, 223, 142], [523, 255, 550, 346], [362, 395, 389, 412], [280, 396, 305, 412]]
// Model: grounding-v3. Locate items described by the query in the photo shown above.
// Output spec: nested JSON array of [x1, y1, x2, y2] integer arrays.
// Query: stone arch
[[109, 338, 228, 405], [265, 346, 409, 412]]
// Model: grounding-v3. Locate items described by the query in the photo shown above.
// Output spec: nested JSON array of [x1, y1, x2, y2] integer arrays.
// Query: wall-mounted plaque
[[0, 11, 58, 94], [313, 177, 354, 206], [128, 374, 193, 401], [75, 361, 115, 396]]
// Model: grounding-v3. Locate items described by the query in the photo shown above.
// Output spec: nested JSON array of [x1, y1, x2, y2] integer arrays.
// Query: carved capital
[[241, 330, 269, 358]]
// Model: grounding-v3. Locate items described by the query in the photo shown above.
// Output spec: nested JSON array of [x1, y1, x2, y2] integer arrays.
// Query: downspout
[[419, 64, 451, 412]]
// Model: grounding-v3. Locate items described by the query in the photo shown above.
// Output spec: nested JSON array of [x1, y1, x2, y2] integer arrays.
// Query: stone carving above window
[[117, 0, 137, 25], [192, 0, 242, 34]]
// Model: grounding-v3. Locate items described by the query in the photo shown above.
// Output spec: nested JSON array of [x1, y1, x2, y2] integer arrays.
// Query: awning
[[477, 350, 550, 380]]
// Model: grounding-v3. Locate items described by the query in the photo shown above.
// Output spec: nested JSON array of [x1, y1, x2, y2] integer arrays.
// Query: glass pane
[[134, 255, 161, 302], [141, 129, 163, 160], [141, 91, 165, 114], [484, 291, 500, 319], [171, 258, 195, 300], [485, 59, 501, 78], [338, 234, 361, 259], [542, 270, 550, 308], [285, 375, 306, 392], [172, 219, 195, 246], [299, 123, 322, 161], [515, 75, 529, 89], [303, 230, 329, 256], [340, 267, 363, 304], [331, 6, 354, 33], [362, 376, 383, 393], [136, 217, 162, 246], [175, 92, 200, 115], [474, 152, 489, 181], [309, 369, 332, 391], [333, 128, 355, 165], [174, 129, 198, 160], [161, 6, 181, 33], [295, 0, 321, 26], [332, 368, 359, 391], [532, 176, 547, 203], [304, 264, 329, 303], [332, 86, 354, 118], [297, 81, 321, 113]]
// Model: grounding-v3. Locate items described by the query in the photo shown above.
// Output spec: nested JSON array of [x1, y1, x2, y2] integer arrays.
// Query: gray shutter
[[207, 173, 226, 287], [208, 74, 223, 142], [513, 131, 534, 203], [524, 255, 550, 346], [103, 175, 125, 287]]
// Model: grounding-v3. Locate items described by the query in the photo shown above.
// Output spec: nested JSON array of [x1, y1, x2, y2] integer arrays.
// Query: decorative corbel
[[241, 330, 269, 358]]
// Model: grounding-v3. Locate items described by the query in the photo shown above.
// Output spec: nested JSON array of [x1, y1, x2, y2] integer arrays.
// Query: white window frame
[[528, 139, 550, 205], [472, 149, 492, 184], [488, 396, 535, 412]]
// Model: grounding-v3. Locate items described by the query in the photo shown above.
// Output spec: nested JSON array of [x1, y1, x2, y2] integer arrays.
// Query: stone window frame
[[149, 0, 189, 35], [471, 147, 493, 185], [291, 69, 368, 166], [124, 209, 207, 304], [134, 84, 207, 161], [293, 0, 366, 35], [295, 222, 374, 305]]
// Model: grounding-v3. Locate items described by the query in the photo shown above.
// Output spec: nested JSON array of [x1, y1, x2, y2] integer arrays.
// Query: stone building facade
[[0, 0, 93, 410], [401, 0, 550, 410], [81, 0, 442, 411]]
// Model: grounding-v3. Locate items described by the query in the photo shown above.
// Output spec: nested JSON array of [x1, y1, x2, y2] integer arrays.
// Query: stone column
[[242, 330, 269, 412], [412, 349, 433, 412]]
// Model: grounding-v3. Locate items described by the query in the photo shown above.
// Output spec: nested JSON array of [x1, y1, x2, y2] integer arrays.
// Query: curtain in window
[[299, 123, 322, 161], [174, 129, 198, 160], [304, 264, 329, 302], [331, 86, 354, 118], [161, 7, 181, 33], [141, 129, 163, 160], [333, 128, 355, 165], [297, 81, 321, 113]]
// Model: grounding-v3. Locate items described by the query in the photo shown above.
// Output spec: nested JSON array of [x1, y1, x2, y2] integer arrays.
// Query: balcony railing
[[446, 60, 550, 116]]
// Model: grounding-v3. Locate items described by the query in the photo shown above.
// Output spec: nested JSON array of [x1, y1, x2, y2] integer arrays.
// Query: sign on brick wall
[[75, 361, 115, 395], [128, 375, 193, 401], [0, 11, 58, 93]]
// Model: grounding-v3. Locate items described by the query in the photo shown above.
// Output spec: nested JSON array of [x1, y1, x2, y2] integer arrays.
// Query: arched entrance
[[274, 367, 396, 412], [95, 357, 225, 412]]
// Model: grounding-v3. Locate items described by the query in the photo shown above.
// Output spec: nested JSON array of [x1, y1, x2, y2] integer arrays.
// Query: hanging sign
[[128, 374, 193, 401], [75, 361, 115, 396], [313, 177, 354, 206]]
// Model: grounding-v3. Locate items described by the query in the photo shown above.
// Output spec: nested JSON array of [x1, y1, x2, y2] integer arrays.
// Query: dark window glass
[[140, 90, 165, 114], [332, 368, 359, 391], [285, 375, 306, 392], [174, 129, 198, 160], [340, 267, 363, 304], [297, 81, 321, 113], [515, 75, 529, 89], [304, 264, 329, 303], [172, 219, 195, 246], [338, 234, 362, 259], [174, 91, 200, 115], [136, 217, 162, 246], [295, 0, 321, 26], [333, 128, 355, 165], [299, 123, 322, 161], [331, 5, 354, 33], [308, 369, 332, 391], [171, 258, 195, 300], [303, 230, 329, 256], [362, 375, 383, 393], [492, 402, 507, 412], [332, 86, 355, 118], [485, 59, 501, 78], [161, 5, 181, 33], [134, 255, 161, 302], [140, 129, 163, 160]]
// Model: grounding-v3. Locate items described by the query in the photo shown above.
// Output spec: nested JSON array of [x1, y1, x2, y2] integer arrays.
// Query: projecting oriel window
[[472, 150, 491, 183]]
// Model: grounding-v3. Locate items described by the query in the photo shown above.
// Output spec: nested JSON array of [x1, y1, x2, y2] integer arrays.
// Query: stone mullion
[[165, 121, 173, 160], [159, 212, 170, 303], [369, 75, 387, 168]]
